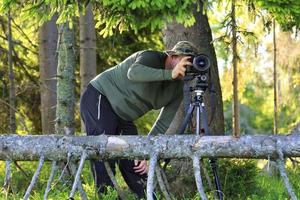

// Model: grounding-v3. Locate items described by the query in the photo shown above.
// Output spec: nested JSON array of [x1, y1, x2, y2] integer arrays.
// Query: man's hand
[[133, 160, 148, 175], [171, 56, 192, 80]]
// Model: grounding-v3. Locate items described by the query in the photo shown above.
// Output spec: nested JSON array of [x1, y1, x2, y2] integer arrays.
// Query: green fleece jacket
[[90, 50, 183, 135]]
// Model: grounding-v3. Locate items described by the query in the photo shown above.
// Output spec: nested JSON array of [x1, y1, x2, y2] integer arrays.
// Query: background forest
[[0, 0, 299, 199]]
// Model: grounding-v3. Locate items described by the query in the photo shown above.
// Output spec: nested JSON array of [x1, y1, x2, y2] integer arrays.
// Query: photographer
[[80, 41, 198, 198]]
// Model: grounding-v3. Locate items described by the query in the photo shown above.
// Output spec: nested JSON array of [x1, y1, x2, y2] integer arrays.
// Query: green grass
[[248, 167, 300, 200], [0, 161, 129, 200], [0, 160, 299, 200]]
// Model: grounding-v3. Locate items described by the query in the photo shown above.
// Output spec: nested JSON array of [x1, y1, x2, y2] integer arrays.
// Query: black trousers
[[80, 84, 147, 199]]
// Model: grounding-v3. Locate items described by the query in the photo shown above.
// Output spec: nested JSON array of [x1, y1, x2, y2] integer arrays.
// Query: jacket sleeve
[[148, 96, 182, 135], [127, 51, 173, 82]]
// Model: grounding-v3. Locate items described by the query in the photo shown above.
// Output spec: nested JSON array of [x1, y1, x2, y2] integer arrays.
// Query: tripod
[[178, 75, 223, 200]]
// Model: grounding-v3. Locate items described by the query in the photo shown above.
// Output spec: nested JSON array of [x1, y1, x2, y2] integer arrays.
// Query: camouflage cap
[[166, 41, 198, 56]]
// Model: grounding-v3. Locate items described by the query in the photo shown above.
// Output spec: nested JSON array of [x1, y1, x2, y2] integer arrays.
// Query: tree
[[268, 31, 300, 133], [0, 6, 41, 133], [79, 3, 97, 132], [79, 3, 96, 95], [256, 0, 300, 31], [7, 9, 16, 135], [231, 0, 240, 137], [39, 15, 58, 134], [163, 1, 224, 197], [272, 19, 278, 135], [4, 8, 14, 189], [55, 23, 76, 135]]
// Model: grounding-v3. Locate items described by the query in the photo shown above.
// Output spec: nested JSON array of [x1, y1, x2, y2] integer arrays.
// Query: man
[[80, 41, 198, 198]]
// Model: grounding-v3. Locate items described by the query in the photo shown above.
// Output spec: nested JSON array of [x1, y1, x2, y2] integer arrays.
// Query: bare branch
[[200, 159, 214, 192], [155, 166, 173, 200], [57, 153, 71, 183], [13, 161, 30, 177], [147, 152, 158, 200], [192, 155, 208, 200], [160, 167, 172, 193], [44, 161, 57, 200], [288, 157, 300, 165], [50, 153, 71, 191], [3, 160, 11, 188], [69, 152, 87, 199], [0, 34, 37, 55], [276, 147, 298, 200], [11, 18, 38, 50], [0, 98, 30, 132], [104, 161, 126, 200], [24, 155, 45, 200], [68, 162, 88, 200]]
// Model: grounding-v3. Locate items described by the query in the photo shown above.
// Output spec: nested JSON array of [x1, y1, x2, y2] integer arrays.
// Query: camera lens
[[193, 54, 210, 72]]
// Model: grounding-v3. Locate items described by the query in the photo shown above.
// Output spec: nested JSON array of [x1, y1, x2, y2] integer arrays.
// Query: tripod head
[[188, 74, 209, 103]]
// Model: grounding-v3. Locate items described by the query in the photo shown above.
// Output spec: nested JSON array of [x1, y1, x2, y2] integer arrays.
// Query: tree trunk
[[79, 3, 97, 132], [79, 3, 96, 95], [0, 134, 299, 161], [56, 23, 76, 135], [263, 18, 279, 177], [4, 9, 14, 189], [231, 0, 240, 137], [163, 2, 224, 136], [163, 1, 224, 196], [39, 15, 58, 134], [273, 19, 278, 135], [8, 10, 16, 134]]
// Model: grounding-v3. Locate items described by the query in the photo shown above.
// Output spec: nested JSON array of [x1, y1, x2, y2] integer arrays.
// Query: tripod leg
[[200, 105, 223, 199], [163, 105, 195, 169], [178, 105, 195, 134], [210, 158, 223, 200], [196, 105, 201, 135], [200, 104, 210, 135]]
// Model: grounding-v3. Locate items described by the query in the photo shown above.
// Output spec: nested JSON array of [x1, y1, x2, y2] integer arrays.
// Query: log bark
[[0, 134, 299, 161], [56, 23, 76, 135]]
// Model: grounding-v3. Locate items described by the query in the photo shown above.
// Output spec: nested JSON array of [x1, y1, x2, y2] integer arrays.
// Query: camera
[[186, 54, 210, 75], [185, 54, 211, 91]]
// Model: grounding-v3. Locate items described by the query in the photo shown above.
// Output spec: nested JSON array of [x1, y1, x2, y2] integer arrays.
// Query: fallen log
[[0, 134, 299, 161]]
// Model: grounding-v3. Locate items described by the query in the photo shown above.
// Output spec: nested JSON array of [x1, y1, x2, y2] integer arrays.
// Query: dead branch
[[104, 161, 126, 200], [68, 162, 88, 200], [44, 161, 57, 200], [23, 155, 44, 200], [155, 166, 173, 200], [69, 152, 87, 199], [4, 160, 11, 188], [276, 147, 298, 200], [192, 155, 208, 200], [0, 134, 300, 161], [200, 159, 214, 193], [147, 152, 158, 200]]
